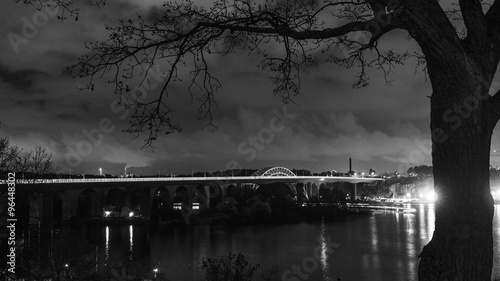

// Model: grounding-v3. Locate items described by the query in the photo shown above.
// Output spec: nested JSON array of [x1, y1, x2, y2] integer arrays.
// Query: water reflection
[[319, 219, 329, 280], [427, 204, 436, 239], [129, 225, 133, 260], [105, 226, 109, 262], [79, 203, 498, 280]]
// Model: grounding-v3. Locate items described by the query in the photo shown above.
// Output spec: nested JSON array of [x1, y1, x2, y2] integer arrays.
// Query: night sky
[[1, 0, 499, 176]]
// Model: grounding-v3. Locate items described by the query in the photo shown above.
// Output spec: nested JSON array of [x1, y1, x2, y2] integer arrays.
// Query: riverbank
[[46, 204, 372, 227], [154, 204, 372, 227]]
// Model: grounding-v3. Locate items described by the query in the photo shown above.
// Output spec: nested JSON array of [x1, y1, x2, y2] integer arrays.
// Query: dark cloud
[[55, 113, 80, 121], [0, 0, 493, 176], [0, 64, 46, 91], [14, 98, 49, 111], [145, 6, 165, 22]]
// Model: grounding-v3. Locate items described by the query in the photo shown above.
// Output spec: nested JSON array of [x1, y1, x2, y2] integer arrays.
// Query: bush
[[202, 252, 259, 281]]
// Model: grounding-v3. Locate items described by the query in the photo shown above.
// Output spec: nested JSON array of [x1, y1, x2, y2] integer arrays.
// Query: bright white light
[[153, 268, 158, 273], [104, 211, 111, 217], [129, 212, 134, 217], [406, 192, 411, 198], [492, 191, 499, 199], [64, 263, 69, 268], [426, 190, 437, 202]]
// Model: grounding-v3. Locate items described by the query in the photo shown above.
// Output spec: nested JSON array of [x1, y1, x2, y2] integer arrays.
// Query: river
[[73, 203, 499, 281]]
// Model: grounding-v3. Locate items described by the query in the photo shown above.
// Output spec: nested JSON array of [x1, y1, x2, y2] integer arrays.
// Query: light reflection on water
[[87, 204, 499, 281], [129, 224, 133, 260], [319, 219, 329, 280], [104, 226, 109, 262]]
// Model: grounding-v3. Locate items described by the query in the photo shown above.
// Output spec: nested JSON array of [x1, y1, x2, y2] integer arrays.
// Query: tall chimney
[[349, 158, 352, 173]]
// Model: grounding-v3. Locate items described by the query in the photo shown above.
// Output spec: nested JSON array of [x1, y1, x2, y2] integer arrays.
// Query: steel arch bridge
[[251, 166, 297, 177], [250, 166, 296, 189]]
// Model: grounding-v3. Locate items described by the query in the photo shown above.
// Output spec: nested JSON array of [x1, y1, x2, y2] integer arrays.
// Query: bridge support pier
[[203, 186, 211, 209], [137, 189, 152, 218], [42, 192, 53, 225]]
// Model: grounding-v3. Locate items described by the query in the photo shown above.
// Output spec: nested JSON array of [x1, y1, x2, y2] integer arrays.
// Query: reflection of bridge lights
[[105, 226, 109, 261], [129, 225, 133, 259]]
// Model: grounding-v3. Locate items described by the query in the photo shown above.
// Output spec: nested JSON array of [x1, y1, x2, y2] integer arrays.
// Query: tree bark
[[418, 62, 495, 280]]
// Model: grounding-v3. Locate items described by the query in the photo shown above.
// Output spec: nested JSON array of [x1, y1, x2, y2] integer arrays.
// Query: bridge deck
[[3, 176, 383, 186]]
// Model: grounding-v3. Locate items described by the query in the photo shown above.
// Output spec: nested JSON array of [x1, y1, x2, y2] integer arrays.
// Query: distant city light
[[492, 190, 499, 200], [426, 190, 437, 202], [104, 211, 111, 217], [129, 211, 134, 217]]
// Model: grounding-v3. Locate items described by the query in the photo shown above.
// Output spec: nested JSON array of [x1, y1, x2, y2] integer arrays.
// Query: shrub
[[202, 252, 259, 281]]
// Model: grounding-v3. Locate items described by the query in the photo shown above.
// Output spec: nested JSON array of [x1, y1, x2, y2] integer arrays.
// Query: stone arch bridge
[[8, 166, 381, 223]]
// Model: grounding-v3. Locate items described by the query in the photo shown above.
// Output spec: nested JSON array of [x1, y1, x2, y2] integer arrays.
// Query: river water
[[76, 203, 500, 281]]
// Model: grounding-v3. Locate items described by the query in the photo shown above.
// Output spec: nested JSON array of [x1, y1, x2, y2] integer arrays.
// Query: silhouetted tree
[[408, 165, 433, 177], [19, 0, 500, 279]]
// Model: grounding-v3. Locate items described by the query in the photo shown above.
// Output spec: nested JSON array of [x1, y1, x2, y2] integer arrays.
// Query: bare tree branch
[[70, 0, 406, 146], [0, 137, 20, 170]]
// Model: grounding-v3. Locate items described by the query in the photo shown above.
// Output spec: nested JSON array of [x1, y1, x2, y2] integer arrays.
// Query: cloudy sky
[[1, 0, 499, 176]]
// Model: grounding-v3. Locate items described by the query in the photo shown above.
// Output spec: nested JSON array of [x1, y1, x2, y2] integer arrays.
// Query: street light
[[64, 263, 69, 279], [99, 168, 102, 176], [153, 268, 158, 279]]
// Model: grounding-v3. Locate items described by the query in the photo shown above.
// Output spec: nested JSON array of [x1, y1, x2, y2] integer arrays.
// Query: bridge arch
[[225, 184, 238, 199], [193, 185, 207, 209], [151, 187, 172, 219], [76, 189, 100, 218], [252, 166, 296, 177], [319, 183, 333, 202], [105, 188, 129, 209], [130, 189, 151, 217], [251, 167, 296, 190], [174, 186, 191, 209], [53, 192, 63, 221], [206, 182, 223, 209], [311, 183, 319, 202]]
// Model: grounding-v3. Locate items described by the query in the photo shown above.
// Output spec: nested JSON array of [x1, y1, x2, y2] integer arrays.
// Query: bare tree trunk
[[418, 70, 495, 280]]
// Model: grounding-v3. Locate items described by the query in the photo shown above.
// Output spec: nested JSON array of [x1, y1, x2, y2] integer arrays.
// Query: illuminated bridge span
[[7, 166, 382, 223]]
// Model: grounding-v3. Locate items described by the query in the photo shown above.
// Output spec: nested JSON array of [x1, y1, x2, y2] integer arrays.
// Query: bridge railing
[[0, 175, 383, 185]]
